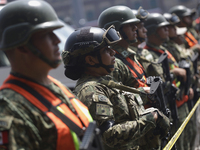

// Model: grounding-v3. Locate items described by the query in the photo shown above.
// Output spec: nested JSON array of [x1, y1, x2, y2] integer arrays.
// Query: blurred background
[[5, 0, 200, 28]]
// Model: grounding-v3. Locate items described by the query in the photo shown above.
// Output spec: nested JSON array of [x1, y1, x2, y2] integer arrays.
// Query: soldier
[[130, 7, 165, 81], [143, 12, 194, 150], [0, 0, 94, 149], [169, 5, 200, 54], [62, 26, 170, 150]]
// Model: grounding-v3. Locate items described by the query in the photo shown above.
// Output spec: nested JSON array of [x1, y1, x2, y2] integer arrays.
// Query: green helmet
[[168, 5, 196, 19], [144, 13, 170, 36], [62, 25, 121, 80], [98, 5, 140, 31], [0, 0, 63, 51]]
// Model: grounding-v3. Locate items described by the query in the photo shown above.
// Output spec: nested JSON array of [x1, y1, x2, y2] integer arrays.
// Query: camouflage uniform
[[0, 76, 76, 150], [144, 42, 191, 150], [163, 40, 197, 150], [129, 45, 165, 81], [74, 74, 170, 150]]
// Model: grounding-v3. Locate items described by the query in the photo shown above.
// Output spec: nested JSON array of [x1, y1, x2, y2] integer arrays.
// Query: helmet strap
[[86, 51, 114, 73], [136, 30, 145, 43], [119, 27, 137, 45], [26, 42, 61, 68]]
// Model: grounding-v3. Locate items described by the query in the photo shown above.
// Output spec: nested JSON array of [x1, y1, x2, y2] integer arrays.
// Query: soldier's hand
[[189, 88, 194, 100], [171, 68, 187, 82], [155, 110, 170, 139]]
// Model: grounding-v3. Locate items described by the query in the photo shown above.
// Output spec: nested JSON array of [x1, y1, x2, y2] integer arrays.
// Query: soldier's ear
[[85, 55, 98, 65]]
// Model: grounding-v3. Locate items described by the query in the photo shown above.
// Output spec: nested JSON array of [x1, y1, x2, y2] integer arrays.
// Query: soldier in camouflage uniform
[[62, 26, 170, 150], [169, 5, 200, 54], [0, 0, 94, 150], [162, 13, 197, 150], [143, 13, 194, 150]]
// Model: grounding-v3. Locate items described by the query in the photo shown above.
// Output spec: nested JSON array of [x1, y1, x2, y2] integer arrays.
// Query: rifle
[[178, 59, 193, 111], [157, 52, 179, 122], [156, 52, 179, 150], [80, 121, 105, 150]]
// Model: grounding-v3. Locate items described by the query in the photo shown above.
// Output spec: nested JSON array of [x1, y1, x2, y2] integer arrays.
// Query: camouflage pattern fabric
[[129, 45, 165, 82], [74, 74, 170, 150], [111, 58, 139, 88], [0, 79, 75, 150], [144, 42, 192, 150], [163, 40, 197, 150]]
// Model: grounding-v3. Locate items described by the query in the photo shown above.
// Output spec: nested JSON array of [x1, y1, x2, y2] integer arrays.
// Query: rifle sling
[[6, 79, 84, 136]]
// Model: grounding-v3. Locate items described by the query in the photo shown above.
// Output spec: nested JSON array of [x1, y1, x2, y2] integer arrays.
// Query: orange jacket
[[0, 75, 91, 150]]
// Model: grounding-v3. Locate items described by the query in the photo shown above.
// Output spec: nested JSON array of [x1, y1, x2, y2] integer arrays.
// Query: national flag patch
[[0, 131, 8, 145]]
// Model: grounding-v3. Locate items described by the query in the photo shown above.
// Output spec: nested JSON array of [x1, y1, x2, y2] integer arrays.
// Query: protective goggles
[[95, 25, 122, 49], [136, 6, 149, 19], [168, 13, 180, 24]]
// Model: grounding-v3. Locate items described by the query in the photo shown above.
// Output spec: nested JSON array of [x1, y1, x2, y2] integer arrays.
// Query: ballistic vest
[[0, 75, 92, 150]]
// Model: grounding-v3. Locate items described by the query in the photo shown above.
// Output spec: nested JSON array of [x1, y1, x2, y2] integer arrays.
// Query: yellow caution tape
[[163, 98, 200, 150]]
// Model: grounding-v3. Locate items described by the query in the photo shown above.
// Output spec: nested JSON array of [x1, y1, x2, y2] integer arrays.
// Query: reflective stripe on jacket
[[184, 32, 198, 47], [0, 74, 92, 150]]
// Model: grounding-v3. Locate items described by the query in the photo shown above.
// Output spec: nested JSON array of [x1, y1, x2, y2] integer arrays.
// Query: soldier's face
[[167, 25, 177, 38], [136, 22, 147, 39], [157, 26, 169, 40], [31, 30, 61, 66], [122, 23, 137, 41], [100, 46, 116, 72]]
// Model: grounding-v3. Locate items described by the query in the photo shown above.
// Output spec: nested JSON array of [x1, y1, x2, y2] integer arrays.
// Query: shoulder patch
[[93, 94, 108, 103], [96, 103, 111, 116], [0, 131, 8, 145]]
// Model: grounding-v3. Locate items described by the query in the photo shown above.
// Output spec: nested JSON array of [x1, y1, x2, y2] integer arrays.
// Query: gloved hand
[[155, 110, 170, 139]]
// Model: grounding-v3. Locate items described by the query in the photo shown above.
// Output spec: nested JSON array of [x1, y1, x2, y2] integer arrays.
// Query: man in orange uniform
[[0, 0, 95, 150]]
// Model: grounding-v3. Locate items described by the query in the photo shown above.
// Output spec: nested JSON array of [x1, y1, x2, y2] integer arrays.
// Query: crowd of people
[[0, 0, 199, 150]]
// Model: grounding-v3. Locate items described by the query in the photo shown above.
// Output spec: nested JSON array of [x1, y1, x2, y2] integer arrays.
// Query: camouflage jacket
[[0, 76, 76, 150], [74, 74, 163, 150], [129, 46, 165, 81]]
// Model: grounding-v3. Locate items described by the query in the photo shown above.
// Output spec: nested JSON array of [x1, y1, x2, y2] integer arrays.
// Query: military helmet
[[62, 25, 121, 67], [98, 5, 140, 31], [169, 5, 196, 19], [0, 0, 63, 51], [132, 6, 149, 21], [163, 13, 180, 25], [144, 13, 170, 36]]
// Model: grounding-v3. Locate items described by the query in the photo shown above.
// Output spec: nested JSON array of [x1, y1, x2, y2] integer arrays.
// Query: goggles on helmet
[[136, 6, 149, 20], [168, 13, 180, 24], [67, 25, 121, 57]]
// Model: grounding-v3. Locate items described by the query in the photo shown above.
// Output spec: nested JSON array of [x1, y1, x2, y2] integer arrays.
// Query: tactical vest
[[0, 75, 92, 150], [115, 52, 147, 87], [184, 31, 198, 48], [144, 45, 189, 107]]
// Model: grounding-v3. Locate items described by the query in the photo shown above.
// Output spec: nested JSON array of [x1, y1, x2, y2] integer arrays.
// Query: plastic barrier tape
[[163, 98, 200, 150]]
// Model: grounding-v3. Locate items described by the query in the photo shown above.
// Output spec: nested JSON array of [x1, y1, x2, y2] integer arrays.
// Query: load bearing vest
[[0, 75, 93, 150]]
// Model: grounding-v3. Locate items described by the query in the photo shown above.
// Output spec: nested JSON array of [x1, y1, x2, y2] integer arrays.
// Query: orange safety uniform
[[0, 75, 92, 150]]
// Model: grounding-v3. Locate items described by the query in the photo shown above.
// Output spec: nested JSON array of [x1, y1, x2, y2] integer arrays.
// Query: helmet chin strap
[[86, 51, 114, 73], [136, 30, 145, 43], [119, 29, 138, 45], [26, 42, 61, 68]]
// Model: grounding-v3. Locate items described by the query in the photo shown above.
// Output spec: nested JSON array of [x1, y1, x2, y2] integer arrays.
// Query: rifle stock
[[80, 121, 105, 150]]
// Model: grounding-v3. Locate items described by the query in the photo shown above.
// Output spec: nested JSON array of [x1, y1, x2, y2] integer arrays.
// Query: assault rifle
[[157, 52, 178, 150], [157, 52, 179, 122]]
